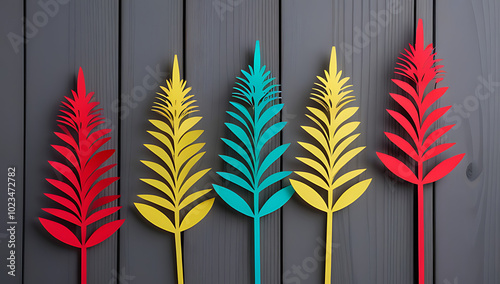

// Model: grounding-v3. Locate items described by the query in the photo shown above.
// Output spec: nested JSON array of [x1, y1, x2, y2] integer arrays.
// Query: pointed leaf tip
[[329, 46, 338, 75], [172, 55, 180, 83], [423, 153, 465, 184], [254, 40, 261, 71], [77, 67, 86, 97], [416, 19, 424, 51]]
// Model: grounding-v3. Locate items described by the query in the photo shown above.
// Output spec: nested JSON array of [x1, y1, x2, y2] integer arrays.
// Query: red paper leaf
[[379, 20, 464, 284], [46, 178, 80, 205], [85, 206, 121, 225], [83, 164, 117, 194], [420, 106, 452, 136], [421, 87, 448, 114], [387, 109, 419, 145], [51, 145, 80, 171], [389, 93, 419, 127], [422, 124, 454, 151], [39, 218, 81, 248], [48, 161, 80, 192], [44, 193, 80, 217], [91, 195, 120, 211], [42, 208, 81, 225], [384, 132, 419, 161], [85, 219, 124, 248], [54, 130, 78, 151], [42, 68, 123, 283], [423, 153, 465, 184], [82, 149, 115, 180], [84, 177, 120, 208], [392, 79, 419, 102], [422, 143, 455, 161], [376, 152, 419, 184]]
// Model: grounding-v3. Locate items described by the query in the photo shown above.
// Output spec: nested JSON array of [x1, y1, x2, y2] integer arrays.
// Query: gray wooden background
[[0, 0, 498, 283]]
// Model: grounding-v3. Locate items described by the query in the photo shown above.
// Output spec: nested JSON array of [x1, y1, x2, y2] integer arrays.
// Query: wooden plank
[[119, 0, 183, 283], [23, 1, 119, 283], [0, 1, 24, 283], [183, 0, 281, 283], [435, 0, 500, 283], [282, 0, 416, 283]]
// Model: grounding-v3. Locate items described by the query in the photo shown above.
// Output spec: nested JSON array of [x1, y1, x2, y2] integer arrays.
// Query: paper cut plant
[[376, 19, 464, 284], [289, 47, 371, 284], [213, 41, 294, 284], [134, 55, 214, 284], [40, 68, 124, 284]]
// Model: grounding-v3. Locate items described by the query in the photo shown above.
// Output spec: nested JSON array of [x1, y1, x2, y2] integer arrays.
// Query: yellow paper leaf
[[135, 203, 176, 233], [179, 189, 211, 209], [331, 169, 366, 190], [296, 157, 329, 181], [331, 146, 365, 178], [176, 143, 204, 167], [331, 121, 360, 149], [177, 117, 202, 138], [332, 107, 358, 131], [138, 194, 176, 211], [178, 152, 205, 186], [297, 142, 329, 169], [293, 46, 371, 284], [307, 106, 329, 126], [179, 169, 210, 198], [149, 119, 173, 138], [302, 126, 329, 152], [290, 179, 328, 212], [140, 178, 175, 203], [295, 171, 329, 191], [331, 133, 360, 166], [144, 144, 174, 172], [137, 55, 213, 284], [332, 178, 372, 212], [178, 129, 203, 151], [141, 160, 175, 191], [179, 198, 215, 231], [147, 131, 173, 154]]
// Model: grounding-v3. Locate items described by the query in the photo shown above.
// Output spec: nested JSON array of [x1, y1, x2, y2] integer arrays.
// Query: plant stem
[[325, 211, 333, 284], [254, 216, 261, 284], [174, 210, 184, 284], [81, 226, 86, 284], [418, 162, 424, 284]]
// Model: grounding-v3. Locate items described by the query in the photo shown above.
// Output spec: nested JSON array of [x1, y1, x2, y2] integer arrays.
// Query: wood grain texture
[[435, 0, 500, 283], [282, 0, 417, 283], [119, 0, 183, 282], [0, 1, 24, 283], [183, 0, 281, 283], [23, 1, 119, 283]]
